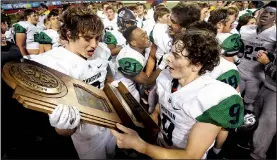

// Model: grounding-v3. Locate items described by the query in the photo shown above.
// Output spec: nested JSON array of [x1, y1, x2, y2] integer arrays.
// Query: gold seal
[[10, 63, 66, 94]]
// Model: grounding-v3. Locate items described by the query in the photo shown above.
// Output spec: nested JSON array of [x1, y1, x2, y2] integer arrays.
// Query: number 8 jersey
[[156, 70, 244, 159], [238, 25, 276, 76]]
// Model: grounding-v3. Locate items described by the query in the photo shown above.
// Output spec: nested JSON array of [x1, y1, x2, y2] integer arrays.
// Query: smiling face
[[49, 15, 60, 29], [106, 9, 115, 21], [131, 28, 151, 49]]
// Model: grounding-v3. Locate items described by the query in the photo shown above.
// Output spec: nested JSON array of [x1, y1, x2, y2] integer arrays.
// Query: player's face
[[1, 21, 8, 33], [222, 14, 236, 33], [159, 13, 170, 24], [103, 4, 109, 14], [132, 28, 151, 48], [259, 8, 276, 26], [28, 13, 39, 25], [137, 5, 145, 16], [167, 40, 194, 79], [247, 18, 256, 25], [50, 15, 60, 29], [107, 9, 115, 21], [216, 1, 224, 7], [168, 13, 182, 37], [71, 35, 99, 58], [200, 7, 209, 21]]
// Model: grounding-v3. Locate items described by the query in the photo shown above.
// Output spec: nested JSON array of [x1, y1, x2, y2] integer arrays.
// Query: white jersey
[[37, 29, 60, 48], [156, 70, 244, 159], [151, 23, 172, 66], [13, 21, 39, 49], [37, 14, 47, 31], [207, 57, 240, 89], [103, 29, 126, 47], [97, 10, 107, 20], [142, 18, 156, 36], [113, 45, 150, 102], [26, 45, 114, 159], [238, 25, 276, 76], [103, 17, 119, 31]]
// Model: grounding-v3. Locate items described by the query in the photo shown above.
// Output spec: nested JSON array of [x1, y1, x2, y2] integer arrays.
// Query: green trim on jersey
[[14, 24, 26, 33], [196, 94, 244, 129], [221, 34, 243, 56], [118, 58, 143, 77], [216, 69, 240, 89], [104, 32, 117, 45], [149, 30, 154, 43], [37, 32, 52, 44]]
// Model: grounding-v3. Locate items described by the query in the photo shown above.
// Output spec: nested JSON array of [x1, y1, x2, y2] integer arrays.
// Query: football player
[[37, 10, 61, 53], [238, 5, 276, 111], [13, 9, 39, 56], [112, 25, 168, 102], [111, 28, 244, 159], [250, 49, 276, 159], [208, 7, 243, 63], [26, 6, 115, 159]]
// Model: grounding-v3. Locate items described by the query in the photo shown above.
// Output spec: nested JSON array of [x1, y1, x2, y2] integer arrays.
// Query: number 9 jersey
[[156, 70, 244, 159], [238, 25, 276, 76]]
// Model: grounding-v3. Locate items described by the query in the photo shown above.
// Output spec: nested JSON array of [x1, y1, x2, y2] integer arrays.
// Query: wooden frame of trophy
[[2, 59, 160, 141]]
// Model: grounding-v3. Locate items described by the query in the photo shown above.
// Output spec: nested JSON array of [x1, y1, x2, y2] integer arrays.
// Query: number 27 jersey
[[238, 25, 276, 75], [156, 70, 244, 157]]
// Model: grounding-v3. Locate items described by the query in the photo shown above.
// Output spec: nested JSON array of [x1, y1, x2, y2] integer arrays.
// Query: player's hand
[[49, 104, 81, 129], [158, 53, 169, 70], [111, 123, 147, 153], [110, 81, 119, 87], [256, 50, 270, 65]]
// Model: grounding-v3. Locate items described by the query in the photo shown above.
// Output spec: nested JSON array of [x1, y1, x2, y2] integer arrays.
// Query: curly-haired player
[[111, 29, 244, 159]]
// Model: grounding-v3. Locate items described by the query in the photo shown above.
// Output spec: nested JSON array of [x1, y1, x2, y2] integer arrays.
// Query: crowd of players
[[1, 1, 276, 159]]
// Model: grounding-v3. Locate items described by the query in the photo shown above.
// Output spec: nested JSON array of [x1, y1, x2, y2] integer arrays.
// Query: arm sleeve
[[13, 24, 26, 33], [103, 32, 117, 45], [196, 94, 244, 130], [118, 57, 144, 77], [221, 34, 243, 57]]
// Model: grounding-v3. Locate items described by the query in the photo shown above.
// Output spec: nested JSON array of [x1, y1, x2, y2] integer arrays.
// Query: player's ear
[[192, 63, 202, 73], [130, 40, 136, 47], [216, 22, 223, 31], [66, 30, 71, 40]]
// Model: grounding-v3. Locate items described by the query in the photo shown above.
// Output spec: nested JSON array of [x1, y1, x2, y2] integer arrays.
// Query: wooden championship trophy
[[2, 59, 160, 142]]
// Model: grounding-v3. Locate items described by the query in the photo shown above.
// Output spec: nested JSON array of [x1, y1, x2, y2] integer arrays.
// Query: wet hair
[[154, 7, 170, 22], [24, 9, 36, 19], [59, 6, 104, 41], [208, 7, 229, 26], [188, 21, 217, 35], [172, 29, 220, 75], [171, 3, 201, 28]]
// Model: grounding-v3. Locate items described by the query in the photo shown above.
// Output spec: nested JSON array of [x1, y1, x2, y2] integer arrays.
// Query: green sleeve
[[37, 32, 52, 44], [14, 24, 26, 33], [118, 58, 144, 77], [196, 94, 244, 129], [221, 34, 243, 57], [216, 69, 240, 89], [103, 32, 117, 45]]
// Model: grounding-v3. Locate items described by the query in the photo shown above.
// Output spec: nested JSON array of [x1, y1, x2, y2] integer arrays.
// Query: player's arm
[[133, 68, 162, 87], [145, 43, 157, 77], [107, 44, 122, 56], [16, 33, 28, 56], [150, 103, 160, 125], [105, 64, 114, 84], [39, 44, 45, 54], [111, 122, 221, 159], [43, 44, 52, 52]]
